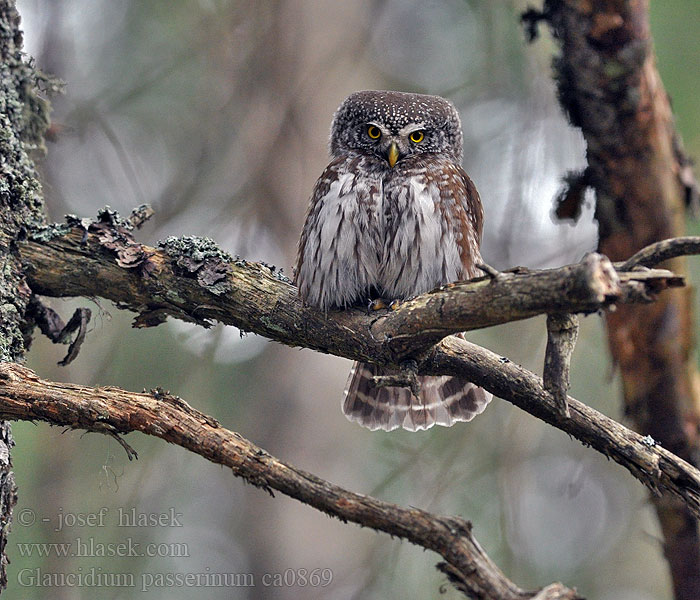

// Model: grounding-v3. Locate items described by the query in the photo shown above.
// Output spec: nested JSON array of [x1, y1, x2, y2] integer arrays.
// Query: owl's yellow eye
[[409, 130, 424, 144], [367, 125, 381, 140]]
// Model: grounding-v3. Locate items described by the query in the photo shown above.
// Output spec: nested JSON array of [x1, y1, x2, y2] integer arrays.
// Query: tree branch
[[543, 312, 579, 417], [16, 221, 700, 514], [18, 220, 684, 363], [0, 362, 581, 600], [428, 337, 700, 516], [618, 236, 700, 271], [11, 212, 700, 600]]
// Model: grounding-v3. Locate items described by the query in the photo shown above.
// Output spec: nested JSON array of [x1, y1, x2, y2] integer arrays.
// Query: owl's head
[[329, 90, 463, 167]]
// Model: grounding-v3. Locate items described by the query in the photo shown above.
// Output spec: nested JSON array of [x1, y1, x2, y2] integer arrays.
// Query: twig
[[617, 236, 700, 271], [543, 313, 579, 417]]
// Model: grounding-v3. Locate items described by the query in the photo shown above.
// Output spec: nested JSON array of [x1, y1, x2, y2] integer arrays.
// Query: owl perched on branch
[[296, 90, 491, 431]]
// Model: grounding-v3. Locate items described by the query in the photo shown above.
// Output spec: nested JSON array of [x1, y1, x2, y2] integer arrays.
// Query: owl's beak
[[387, 142, 400, 168]]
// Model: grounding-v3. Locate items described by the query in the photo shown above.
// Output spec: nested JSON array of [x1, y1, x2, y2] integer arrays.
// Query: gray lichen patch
[[95, 206, 134, 230], [0, 1, 52, 366], [29, 205, 133, 242], [29, 222, 72, 242], [158, 236, 233, 296], [159, 235, 233, 264], [258, 261, 292, 284], [259, 316, 289, 336]]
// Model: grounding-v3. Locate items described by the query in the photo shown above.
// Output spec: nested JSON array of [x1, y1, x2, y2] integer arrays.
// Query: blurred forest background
[[9, 0, 700, 598]]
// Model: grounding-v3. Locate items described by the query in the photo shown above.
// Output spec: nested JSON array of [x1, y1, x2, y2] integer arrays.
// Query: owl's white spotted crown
[[329, 90, 464, 164]]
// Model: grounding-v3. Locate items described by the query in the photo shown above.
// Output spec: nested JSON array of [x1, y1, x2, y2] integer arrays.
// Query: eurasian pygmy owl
[[296, 90, 491, 431]]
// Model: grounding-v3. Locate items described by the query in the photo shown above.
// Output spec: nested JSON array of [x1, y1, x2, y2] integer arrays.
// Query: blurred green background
[[9, 0, 700, 598]]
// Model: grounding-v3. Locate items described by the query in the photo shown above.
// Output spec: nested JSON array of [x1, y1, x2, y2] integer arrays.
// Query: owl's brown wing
[[434, 162, 484, 280], [343, 360, 491, 432]]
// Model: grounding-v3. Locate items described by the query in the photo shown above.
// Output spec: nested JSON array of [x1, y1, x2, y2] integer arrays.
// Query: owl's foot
[[367, 298, 388, 314], [477, 262, 504, 281], [366, 298, 403, 314], [372, 359, 421, 398]]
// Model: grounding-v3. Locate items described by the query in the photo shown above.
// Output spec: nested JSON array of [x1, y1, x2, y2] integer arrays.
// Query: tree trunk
[[546, 1, 700, 597], [0, 0, 50, 590]]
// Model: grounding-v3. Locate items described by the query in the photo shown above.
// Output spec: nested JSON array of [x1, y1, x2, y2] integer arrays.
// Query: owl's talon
[[367, 299, 388, 314]]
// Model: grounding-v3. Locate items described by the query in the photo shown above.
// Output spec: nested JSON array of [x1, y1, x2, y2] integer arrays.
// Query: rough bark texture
[[543, 1, 700, 597], [0, 0, 50, 590], [543, 312, 579, 416]]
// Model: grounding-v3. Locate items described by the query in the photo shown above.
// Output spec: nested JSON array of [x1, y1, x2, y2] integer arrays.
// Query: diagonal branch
[[0, 362, 581, 600], [16, 219, 700, 517], [618, 236, 700, 271], [428, 337, 700, 517]]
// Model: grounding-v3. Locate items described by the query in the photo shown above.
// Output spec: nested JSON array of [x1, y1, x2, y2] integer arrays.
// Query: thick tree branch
[[19, 221, 684, 363], [0, 362, 581, 600]]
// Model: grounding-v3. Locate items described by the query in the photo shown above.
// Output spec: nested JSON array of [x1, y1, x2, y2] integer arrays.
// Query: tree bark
[[0, 0, 51, 590], [543, 1, 700, 597]]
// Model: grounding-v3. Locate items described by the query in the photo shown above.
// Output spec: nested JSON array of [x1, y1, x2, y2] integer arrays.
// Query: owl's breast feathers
[[295, 153, 483, 310], [381, 156, 483, 298], [295, 154, 384, 310]]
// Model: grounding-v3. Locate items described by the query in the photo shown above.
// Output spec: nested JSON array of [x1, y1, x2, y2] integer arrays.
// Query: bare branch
[[19, 225, 683, 362], [428, 336, 700, 518], [618, 236, 700, 271], [0, 362, 580, 600], [543, 312, 579, 417], [17, 221, 700, 518]]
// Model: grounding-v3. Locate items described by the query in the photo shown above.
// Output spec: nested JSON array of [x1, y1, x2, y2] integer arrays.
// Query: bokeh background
[[9, 0, 700, 598]]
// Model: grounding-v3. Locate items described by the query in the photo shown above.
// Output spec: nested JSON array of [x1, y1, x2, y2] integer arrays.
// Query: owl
[[295, 90, 492, 431]]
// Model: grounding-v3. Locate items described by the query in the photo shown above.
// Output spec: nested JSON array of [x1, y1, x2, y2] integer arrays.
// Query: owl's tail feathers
[[342, 362, 492, 432]]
